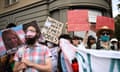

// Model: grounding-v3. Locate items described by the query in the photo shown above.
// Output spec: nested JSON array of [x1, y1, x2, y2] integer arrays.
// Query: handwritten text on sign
[[41, 17, 64, 44]]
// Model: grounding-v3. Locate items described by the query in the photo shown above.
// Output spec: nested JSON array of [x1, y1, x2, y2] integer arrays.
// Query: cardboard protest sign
[[0, 24, 25, 56], [96, 16, 115, 31], [41, 17, 64, 44], [67, 10, 90, 31]]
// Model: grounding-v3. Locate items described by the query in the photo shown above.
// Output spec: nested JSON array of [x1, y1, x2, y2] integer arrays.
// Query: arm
[[22, 57, 52, 72], [82, 31, 89, 45], [13, 46, 27, 72]]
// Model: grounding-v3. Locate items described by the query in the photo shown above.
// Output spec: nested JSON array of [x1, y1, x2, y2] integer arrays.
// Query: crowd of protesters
[[0, 21, 120, 72]]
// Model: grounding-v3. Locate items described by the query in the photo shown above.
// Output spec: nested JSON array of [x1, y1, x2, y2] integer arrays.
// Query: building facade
[[0, 0, 112, 33]]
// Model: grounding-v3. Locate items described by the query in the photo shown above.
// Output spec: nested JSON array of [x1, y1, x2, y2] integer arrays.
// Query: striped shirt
[[14, 42, 51, 72]]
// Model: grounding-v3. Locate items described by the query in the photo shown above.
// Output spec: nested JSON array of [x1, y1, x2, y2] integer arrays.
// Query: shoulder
[[36, 43, 49, 51], [37, 43, 48, 48]]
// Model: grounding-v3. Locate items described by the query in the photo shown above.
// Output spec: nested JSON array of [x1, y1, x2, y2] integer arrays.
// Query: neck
[[101, 41, 110, 49]]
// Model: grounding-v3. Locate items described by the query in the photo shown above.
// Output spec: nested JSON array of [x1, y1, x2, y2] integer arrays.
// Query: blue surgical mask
[[100, 35, 110, 42]]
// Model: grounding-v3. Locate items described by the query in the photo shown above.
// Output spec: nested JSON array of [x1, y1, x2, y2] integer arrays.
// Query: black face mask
[[25, 35, 37, 45]]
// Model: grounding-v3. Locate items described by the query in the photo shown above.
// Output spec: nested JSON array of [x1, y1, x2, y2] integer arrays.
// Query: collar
[[26, 42, 40, 48]]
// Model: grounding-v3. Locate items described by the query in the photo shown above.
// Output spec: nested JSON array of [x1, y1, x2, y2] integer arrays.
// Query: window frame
[[5, 0, 19, 7]]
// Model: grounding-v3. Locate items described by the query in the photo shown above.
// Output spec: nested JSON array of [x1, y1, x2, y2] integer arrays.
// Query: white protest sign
[[41, 17, 64, 44]]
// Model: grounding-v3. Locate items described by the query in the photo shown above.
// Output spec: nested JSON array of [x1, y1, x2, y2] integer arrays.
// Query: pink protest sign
[[67, 10, 90, 31]]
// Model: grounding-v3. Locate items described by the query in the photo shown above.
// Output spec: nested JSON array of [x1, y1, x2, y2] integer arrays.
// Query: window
[[88, 10, 102, 23], [5, 0, 19, 7]]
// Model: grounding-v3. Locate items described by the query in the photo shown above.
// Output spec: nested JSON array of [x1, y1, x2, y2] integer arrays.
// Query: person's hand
[[18, 63, 27, 70], [22, 58, 33, 67], [1, 55, 7, 63]]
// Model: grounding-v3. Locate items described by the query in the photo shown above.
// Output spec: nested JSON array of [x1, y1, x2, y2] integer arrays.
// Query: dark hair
[[23, 21, 41, 38], [59, 34, 72, 41], [45, 41, 58, 47], [88, 35, 96, 40], [6, 23, 16, 28], [87, 35, 96, 49], [72, 36, 83, 40]]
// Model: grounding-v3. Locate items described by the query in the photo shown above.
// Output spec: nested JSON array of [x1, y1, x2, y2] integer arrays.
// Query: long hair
[[87, 35, 96, 49], [2, 29, 23, 50]]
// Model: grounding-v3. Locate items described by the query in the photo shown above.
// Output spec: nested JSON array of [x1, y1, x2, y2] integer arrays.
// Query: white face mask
[[47, 42, 54, 48], [26, 30, 36, 38]]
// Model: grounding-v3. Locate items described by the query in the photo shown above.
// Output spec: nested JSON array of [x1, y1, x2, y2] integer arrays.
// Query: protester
[[71, 36, 83, 47], [110, 38, 119, 50], [96, 26, 114, 50], [72, 31, 89, 49], [2, 29, 23, 72], [87, 35, 96, 49], [46, 41, 59, 72], [13, 21, 52, 72], [0, 23, 23, 72], [58, 34, 78, 72], [58, 34, 72, 72], [6, 23, 16, 28]]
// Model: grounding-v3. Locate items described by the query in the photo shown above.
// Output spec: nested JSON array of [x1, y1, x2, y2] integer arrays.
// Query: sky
[[112, 0, 120, 17]]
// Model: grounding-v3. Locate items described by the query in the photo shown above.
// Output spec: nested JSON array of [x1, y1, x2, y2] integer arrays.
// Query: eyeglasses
[[26, 30, 36, 33]]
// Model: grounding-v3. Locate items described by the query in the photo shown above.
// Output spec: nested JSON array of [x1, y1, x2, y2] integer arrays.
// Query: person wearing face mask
[[13, 21, 52, 72], [96, 26, 114, 50], [110, 38, 118, 50]]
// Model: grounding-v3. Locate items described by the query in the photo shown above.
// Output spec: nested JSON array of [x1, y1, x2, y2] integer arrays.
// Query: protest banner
[[96, 16, 115, 31], [60, 39, 120, 72], [67, 10, 90, 31], [76, 49, 120, 72], [41, 17, 64, 44], [0, 24, 25, 56]]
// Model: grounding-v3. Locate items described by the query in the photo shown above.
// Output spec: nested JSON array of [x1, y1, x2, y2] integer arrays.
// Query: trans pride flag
[[0, 24, 25, 56]]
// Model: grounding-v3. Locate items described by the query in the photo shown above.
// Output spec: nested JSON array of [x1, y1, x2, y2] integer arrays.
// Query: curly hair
[[23, 21, 41, 39]]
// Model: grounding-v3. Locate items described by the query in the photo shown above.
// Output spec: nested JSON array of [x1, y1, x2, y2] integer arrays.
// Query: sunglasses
[[101, 32, 110, 35]]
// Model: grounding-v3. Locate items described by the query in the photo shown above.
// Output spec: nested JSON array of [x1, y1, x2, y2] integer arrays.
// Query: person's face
[[25, 26, 37, 45], [25, 26, 37, 38], [89, 39, 96, 44], [100, 31, 110, 42], [100, 31, 110, 36], [5, 34, 18, 49], [72, 39, 79, 46]]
